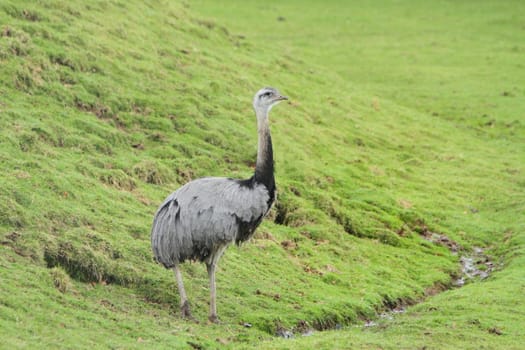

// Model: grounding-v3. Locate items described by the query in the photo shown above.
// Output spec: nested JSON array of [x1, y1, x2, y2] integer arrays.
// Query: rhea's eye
[[258, 91, 273, 99]]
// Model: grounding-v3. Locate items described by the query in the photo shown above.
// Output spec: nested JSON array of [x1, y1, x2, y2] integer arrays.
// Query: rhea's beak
[[276, 95, 288, 101]]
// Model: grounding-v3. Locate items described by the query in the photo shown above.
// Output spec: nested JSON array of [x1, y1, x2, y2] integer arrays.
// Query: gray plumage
[[151, 177, 270, 266], [151, 87, 287, 323]]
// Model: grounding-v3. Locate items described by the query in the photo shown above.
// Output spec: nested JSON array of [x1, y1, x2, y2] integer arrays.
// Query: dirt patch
[[454, 247, 495, 287], [417, 220, 495, 286], [281, 240, 297, 250], [275, 320, 315, 338], [2, 231, 21, 244], [364, 306, 406, 328], [75, 100, 114, 119], [418, 224, 461, 253]]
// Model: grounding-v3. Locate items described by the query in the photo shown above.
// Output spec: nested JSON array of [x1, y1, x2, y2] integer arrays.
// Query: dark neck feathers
[[254, 112, 275, 200]]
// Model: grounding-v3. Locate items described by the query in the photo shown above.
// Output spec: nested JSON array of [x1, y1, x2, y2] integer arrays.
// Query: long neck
[[254, 110, 275, 193]]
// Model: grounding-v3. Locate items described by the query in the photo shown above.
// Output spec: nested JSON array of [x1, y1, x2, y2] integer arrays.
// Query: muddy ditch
[[419, 229, 495, 288], [361, 245, 495, 330], [275, 230, 496, 338]]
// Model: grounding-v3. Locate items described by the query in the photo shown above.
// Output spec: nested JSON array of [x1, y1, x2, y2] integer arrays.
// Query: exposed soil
[[454, 247, 495, 287]]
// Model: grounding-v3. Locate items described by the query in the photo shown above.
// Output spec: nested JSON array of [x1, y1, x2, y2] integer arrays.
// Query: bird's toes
[[180, 301, 196, 321], [208, 314, 220, 324]]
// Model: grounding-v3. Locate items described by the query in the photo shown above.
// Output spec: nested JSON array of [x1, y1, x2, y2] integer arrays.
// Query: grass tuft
[[132, 160, 174, 185], [50, 266, 72, 293]]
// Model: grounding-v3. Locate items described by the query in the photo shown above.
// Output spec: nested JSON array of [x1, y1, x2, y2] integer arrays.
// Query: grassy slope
[[193, 0, 525, 349], [0, 0, 523, 349]]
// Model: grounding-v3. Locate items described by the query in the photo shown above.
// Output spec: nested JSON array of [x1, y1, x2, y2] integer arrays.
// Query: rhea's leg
[[206, 244, 229, 323], [206, 262, 219, 323], [173, 264, 192, 319]]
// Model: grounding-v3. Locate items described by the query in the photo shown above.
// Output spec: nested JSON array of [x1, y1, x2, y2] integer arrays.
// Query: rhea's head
[[253, 87, 287, 115]]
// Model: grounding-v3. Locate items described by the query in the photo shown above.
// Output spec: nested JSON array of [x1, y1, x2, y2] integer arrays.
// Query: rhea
[[151, 87, 287, 323]]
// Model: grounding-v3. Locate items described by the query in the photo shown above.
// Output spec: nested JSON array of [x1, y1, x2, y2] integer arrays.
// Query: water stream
[[277, 232, 496, 338], [362, 245, 495, 329]]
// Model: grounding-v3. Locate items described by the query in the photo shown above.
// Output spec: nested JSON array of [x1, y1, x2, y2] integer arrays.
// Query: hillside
[[1, 1, 524, 349]]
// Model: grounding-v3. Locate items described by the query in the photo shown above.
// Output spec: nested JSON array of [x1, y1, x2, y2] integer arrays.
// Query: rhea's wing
[[175, 178, 270, 238], [151, 177, 270, 265]]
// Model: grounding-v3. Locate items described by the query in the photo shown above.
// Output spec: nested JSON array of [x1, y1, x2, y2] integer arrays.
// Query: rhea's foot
[[180, 300, 195, 321], [208, 314, 220, 324]]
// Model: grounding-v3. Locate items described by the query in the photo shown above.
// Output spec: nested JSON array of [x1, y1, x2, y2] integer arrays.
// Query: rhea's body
[[151, 176, 273, 266], [150, 87, 286, 323]]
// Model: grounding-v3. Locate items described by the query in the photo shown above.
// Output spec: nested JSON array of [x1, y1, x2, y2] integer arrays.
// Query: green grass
[[1, 0, 524, 349]]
